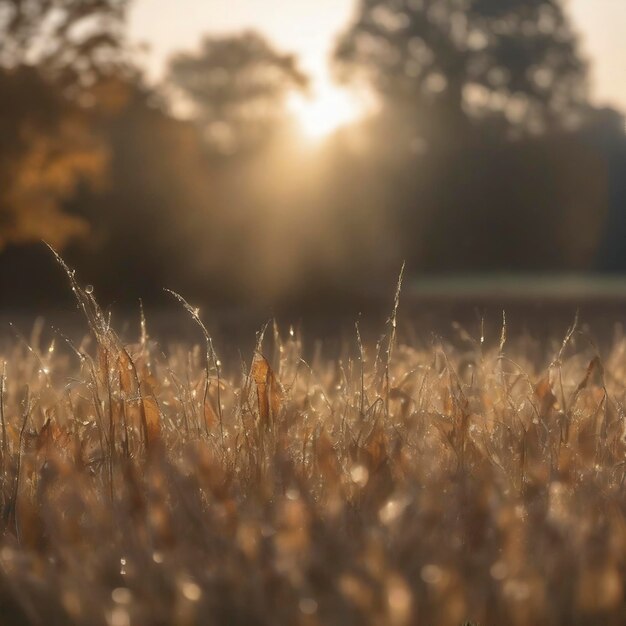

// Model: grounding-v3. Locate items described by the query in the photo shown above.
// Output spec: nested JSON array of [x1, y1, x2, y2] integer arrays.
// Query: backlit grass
[[1, 258, 626, 625]]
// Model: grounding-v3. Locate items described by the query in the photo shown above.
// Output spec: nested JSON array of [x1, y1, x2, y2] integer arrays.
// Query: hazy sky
[[129, 0, 626, 111]]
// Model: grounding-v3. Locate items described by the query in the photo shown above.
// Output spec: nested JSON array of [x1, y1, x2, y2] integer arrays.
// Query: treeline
[[1, 0, 625, 310]]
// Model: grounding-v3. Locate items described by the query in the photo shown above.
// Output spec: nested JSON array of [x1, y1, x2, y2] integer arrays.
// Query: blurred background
[[1, 0, 626, 334]]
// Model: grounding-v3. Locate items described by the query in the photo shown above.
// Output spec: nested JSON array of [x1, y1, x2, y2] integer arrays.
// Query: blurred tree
[[335, 0, 589, 145], [0, 0, 130, 92], [167, 31, 308, 154], [0, 0, 131, 249], [0, 68, 105, 251], [66, 79, 222, 301]]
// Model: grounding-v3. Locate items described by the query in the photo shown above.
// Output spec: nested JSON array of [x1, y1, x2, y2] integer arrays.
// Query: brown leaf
[[365, 423, 388, 471], [204, 399, 218, 430], [535, 375, 557, 416], [575, 356, 603, 393], [35, 417, 54, 453], [252, 354, 282, 430], [315, 429, 339, 478], [35, 416, 66, 462], [118, 350, 133, 395], [142, 395, 161, 445]]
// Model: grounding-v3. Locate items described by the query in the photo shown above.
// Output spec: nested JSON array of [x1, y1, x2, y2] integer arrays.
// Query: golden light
[[288, 80, 366, 141]]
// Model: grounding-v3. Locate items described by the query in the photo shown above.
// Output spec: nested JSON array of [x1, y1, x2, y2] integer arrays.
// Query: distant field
[[1, 266, 626, 625]]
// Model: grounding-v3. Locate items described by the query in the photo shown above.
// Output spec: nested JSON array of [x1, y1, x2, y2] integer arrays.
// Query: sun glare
[[289, 81, 365, 140]]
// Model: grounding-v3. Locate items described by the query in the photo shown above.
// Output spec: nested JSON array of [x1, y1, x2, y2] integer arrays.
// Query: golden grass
[[1, 259, 626, 625]]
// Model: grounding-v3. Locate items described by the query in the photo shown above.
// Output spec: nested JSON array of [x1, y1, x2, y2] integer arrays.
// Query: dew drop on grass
[[387, 576, 412, 622], [110, 606, 130, 626], [299, 598, 318, 615], [350, 464, 369, 487], [181, 580, 202, 602], [85, 285, 94, 295], [503, 579, 530, 601], [421, 564, 443, 585], [112, 588, 132, 605], [490, 561, 508, 580], [286, 488, 300, 501], [379, 497, 408, 525]]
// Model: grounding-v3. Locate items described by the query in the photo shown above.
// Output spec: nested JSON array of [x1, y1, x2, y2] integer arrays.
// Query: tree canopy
[[0, 0, 130, 91], [335, 0, 589, 144], [0, 0, 131, 250], [167, 31, 308, 153]]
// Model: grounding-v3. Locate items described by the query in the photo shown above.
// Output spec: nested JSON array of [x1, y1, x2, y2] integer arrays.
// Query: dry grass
[[1, 259, 626, 626]]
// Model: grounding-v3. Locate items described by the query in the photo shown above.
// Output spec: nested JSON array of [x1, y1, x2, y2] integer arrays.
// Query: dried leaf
[[252, 354, 282, 430], [118, 351, 133, 395], [315, 429, 339, 478], [35, 416, 65, 461], [35, 417, 54, 453], [142, 395, 161, 445], [575, 356, 603, 393], [365, 423, 388, 471], [204, 399, 218, 430], [535, 375, 556, 416]]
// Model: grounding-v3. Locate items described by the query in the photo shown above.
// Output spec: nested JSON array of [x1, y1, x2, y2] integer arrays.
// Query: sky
[[129, 0, 626, 112]]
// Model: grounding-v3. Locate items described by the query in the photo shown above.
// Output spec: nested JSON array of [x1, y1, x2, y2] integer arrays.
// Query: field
[[1, 260, 626, 626]]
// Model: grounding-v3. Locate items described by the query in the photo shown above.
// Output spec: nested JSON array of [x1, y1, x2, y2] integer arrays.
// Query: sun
[[288, 80, 365, 141]]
